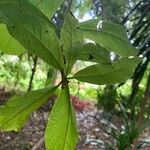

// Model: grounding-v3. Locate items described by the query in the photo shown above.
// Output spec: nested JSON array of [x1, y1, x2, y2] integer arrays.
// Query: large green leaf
[[0, 0, 63, 69], [80, 20, 128, 41], [79, 19, 100, 30], [73, 57, 141, 85], [101, 22, 128, 41], [79, 20, 138, 56], [45, 86, 78, 150], [0, 24, 24, 55], [30, 0, 65, 18], [0, 86, 57, 131], [61, 13, 84, 74], [77, 43, 111, 64]]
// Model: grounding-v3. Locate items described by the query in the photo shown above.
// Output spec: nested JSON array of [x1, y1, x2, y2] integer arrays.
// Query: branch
[[31, 137, 45, 150], [28, 56, 38, 92]]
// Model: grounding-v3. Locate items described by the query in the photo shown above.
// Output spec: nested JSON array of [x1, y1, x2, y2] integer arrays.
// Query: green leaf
[[0, 86, 57, 131], [73, 57, 141, 85], [0, 0, 63, 69], [0, 24, 24, 55], [77, 43, 111, 64], [45, 86, 78, 150], [80, 20, 128, 41], [79, 20, 138, 56], [30, 0, 65, 18], [79, 19, 99, 30], [101, 22, 128, 41], [61, 13, 84, 74]]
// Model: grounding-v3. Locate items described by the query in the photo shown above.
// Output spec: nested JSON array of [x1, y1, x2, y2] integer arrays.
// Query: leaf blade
[[45, 86, 78, 150], [0, 86, 57, 131], [0, 0, 63, 69], [60, 13, 84, 74], [73, 57, 141, 85], [0, 24, 25, 55], [80, 20, 128, 41], [79, 20, 138, 56], [30, 0, 65, 18], [77, 43, 111, 64]]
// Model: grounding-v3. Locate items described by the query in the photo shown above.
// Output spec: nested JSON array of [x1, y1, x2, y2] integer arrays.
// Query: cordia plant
[[0, 0, 141, 149]]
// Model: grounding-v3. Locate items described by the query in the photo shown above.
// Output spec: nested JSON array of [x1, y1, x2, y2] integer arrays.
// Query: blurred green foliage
[[0, 53, 47, 91], [97, 85, 117, 111]]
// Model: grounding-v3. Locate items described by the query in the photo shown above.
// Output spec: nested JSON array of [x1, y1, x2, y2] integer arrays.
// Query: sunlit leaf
[[0, 0, 63, 69], [0, 86, 57, 131], [61, 13, 84, 74], [79, 20, 138, 56], [30, 0, 65, 18], [45, 86, 78, 150], [101, 21, 128, 41], [79, 19, 99, 30], [0, 24, 24, 55], [73, 57, 141, 85], [80, 20, 128, 41], [77, 43, 111, 64]]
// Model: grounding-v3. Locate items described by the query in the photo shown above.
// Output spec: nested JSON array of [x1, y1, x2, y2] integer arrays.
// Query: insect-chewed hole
[[88, 54, 94, 60], [12, 25, 15, 29]]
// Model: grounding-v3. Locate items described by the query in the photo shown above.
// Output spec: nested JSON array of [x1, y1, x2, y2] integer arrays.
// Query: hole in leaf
[[12, 25, 15, 29], [88, 54, 94, 60]]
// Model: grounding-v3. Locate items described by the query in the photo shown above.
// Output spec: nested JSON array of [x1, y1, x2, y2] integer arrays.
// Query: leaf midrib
[[15, 18, 60, 68], [63, 102, 72, 150], [74, 67, 132, 79]]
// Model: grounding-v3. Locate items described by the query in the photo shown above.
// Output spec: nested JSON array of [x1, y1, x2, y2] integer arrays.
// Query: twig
[[31, 137, 45, 150], [28, 56, 38, 92], [39, 110, 46, 127]]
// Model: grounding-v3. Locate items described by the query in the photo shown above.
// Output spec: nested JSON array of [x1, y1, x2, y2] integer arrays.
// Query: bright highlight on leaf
[[80, 20, 128, 41], [73, 57, 141, 85], [0, 86, 57, 131], [45, 86, 78, 150]]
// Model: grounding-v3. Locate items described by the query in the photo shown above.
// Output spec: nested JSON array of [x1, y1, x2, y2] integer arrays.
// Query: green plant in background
[[0, 53, 48, 91], [106, 100, 150, 150], [0, 0, 141, 149], [97, 85, 117, 111], [111, 101, 140, 150]]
